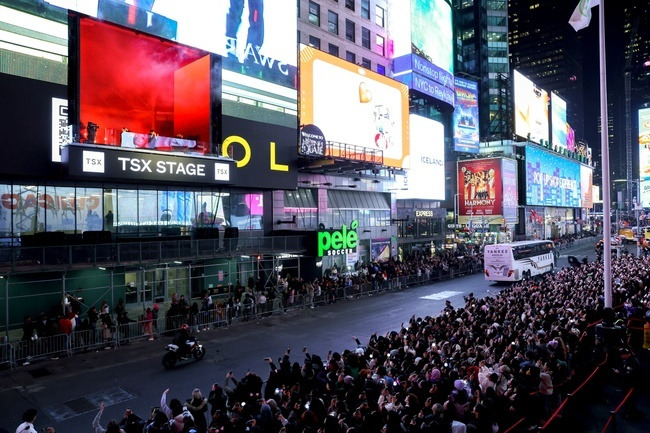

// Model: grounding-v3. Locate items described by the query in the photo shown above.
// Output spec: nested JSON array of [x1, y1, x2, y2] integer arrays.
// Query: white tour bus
[[483, 240, 556, 282]]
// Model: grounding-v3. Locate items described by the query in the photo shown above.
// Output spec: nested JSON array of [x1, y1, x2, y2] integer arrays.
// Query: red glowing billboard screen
[[458, 159, 503, 217]]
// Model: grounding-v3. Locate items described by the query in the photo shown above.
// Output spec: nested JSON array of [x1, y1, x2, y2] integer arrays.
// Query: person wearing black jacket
[[119, 408, 145, 433]]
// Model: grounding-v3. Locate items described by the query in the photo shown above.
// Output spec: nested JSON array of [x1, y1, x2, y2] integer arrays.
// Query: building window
[[328, 43, 340, 57], [361, 57, 371, 69], [375, 5, 385, 27], [361, 27, 371, 49], [345, 19, 355, 42], [345, 0, 355, 11], [328, 10, 339, 34], [375, 34, 385, 56], [309, 1, 320, 26], [377, 64, 386, 75], [361, 0, 370, 18], [346, 50, 356, 64], [309, 35, 321, 49]]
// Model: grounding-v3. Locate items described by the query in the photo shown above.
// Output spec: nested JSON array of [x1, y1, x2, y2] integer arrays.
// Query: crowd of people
[[73, 251, 648, 433]]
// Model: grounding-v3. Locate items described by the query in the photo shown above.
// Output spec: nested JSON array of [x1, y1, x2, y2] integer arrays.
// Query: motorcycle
[[162, 337, 206, 369]]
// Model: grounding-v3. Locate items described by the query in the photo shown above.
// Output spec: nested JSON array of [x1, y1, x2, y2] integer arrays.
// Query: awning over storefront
[[327, 190, 390, 209], [284, 188, 317, 209]]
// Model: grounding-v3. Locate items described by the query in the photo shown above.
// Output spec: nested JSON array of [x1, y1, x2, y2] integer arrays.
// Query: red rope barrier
[[599, 388, 635, 433], [502, 417, 526, 433]]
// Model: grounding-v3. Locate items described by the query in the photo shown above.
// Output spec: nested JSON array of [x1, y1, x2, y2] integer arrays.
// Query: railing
[[0, 235, 311, 273], [3, 264, 481, 368]]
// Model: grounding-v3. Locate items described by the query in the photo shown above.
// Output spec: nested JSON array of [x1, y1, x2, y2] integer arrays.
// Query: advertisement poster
[[371, 239, 391, 261], [299, 45, 410, 168], [452, 77, 480, 153], [639, 108, 650, 207], [396, 115, 445, 200], [551, 93, 568, 149], [514, 70, 549, 145], [501, 158, 518, 223], [410, 0, 454, 82], [457, 159, 502, 217], [580, 166, 594, 209], [525, 146, 581, 207]]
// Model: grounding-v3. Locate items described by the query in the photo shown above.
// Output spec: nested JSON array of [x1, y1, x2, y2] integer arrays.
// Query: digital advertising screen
[[49, 0, 297, 87], [501, 158, 518, 223], [457, 158, 502, 217], [639, 108, 650, 207], [389, 0, 454, 106], [396, 115, 445, 200], [551, 93, 568, 149], [580, 165, 594, 209], [76, 16, 214, 152], [299, 45, 410, 168], [525, 146, 581, 208], [514, 70, 549, 145], [452, 77, 480, 153]]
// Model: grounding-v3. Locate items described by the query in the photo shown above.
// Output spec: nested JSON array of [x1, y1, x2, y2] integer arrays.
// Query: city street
[[0, 239, 613, 432]]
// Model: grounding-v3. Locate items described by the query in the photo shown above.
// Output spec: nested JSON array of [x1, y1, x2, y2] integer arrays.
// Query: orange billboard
[[299, 45, 410, 168]]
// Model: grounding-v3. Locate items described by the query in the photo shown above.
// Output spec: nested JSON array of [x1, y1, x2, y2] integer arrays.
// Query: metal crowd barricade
[[13, 333, 71, 364], [116, 321, 148, 345], [0, 342, 14, 370], [69, 328, 106, 354]]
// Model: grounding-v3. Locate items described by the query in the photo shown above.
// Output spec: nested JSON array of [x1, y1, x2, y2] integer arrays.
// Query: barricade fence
[[3, 265, 481, 368]]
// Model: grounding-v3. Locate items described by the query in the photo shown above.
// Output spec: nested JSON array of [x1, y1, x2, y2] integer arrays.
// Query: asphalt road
[[0, 239, 604, 432]]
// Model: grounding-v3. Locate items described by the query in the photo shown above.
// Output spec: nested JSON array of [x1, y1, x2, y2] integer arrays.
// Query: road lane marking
[[420, 291, 461, 300]]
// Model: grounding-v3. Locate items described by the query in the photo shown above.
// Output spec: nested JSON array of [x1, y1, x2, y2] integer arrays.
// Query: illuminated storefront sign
[[317, 220, 359, 257]]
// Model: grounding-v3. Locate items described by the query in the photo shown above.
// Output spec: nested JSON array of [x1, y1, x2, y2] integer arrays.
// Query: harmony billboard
[[396, 115, 445, 200], [525, 146, 581, 207], [514, 70, 549, 145], [551, 93, 568, 150], [457, 158, 502, 218], [299, 45, 410, 168], [639, 108, 650, 207], [390, 0, 454, 105], [452, 77, 480, 153]]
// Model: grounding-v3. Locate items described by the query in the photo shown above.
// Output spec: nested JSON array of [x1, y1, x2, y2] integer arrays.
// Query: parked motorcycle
[[162, 337, 206, 369]]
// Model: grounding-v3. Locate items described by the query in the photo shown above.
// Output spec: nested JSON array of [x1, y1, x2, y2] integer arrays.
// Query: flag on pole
[[569, 0, 600, 31]]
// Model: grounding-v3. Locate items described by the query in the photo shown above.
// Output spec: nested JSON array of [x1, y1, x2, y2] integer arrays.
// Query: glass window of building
[[328, 10, 339, 34], [116, 189, 138, 235], [376, 64, 386, 75], [76, 187, 103, 233], [346, 50, 356, 63], [309, 1, 321, 26], [345, 19, 355, 42], [345, 0, 355, 11], [375, 5, 385, 27], [361, 0, 370, 19], [361, 57, 371, 69], [328, 43, 340, 57], [309, 35, 321, 49], [361, 27, 371, 49], [375, 35, 385, 56]]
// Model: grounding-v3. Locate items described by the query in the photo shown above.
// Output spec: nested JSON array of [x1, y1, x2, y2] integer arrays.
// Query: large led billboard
[[49, 0, 297, 86], [502, 158, 518, 223], [639, 108, 650, 207], [458, 159, 502, 218], [396, 115, 445, 200], [514, 70, 549, 145], [390, 0, 454, 106], [525, 146, 581, 207], [299, 45, 410, 168], [551, 93, 568, 150], [580, 165, 594, 209], [452, 77, 480, 153]]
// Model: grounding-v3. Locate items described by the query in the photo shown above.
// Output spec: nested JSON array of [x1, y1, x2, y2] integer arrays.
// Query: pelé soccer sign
[[317, 220, 358, 257]]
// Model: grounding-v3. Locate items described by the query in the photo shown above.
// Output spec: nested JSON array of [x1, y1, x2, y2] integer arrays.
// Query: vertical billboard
[[551, 93, 568, 150], [458, 159, 502, 218], [580, 165, 594, 209], [639, 108, 650, 207], [525, 146, 581, 207], [396, 115, 445, 200], [390, 0, 455, 105], [299, 45, 410, 168], [501, 158, 518, 223], [514, 70, 549, 145], [452, 77, 480, 153]]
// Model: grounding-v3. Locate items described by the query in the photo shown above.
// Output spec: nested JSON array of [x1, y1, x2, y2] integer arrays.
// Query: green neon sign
[[317, 220, 358, 257]]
